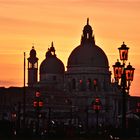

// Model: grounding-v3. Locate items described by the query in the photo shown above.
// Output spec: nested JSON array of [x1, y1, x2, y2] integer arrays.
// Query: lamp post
[[93, 97, 101, 134], [23, 52, 26, 129], [33, 91, 43, 134], [113, 42, 135, 135]]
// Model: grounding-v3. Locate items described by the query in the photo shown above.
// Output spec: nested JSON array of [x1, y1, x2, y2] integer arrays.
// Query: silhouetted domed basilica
[[26, 19, 120, 127], [28, 19, 111, 93], [0, 19, 139, 133]]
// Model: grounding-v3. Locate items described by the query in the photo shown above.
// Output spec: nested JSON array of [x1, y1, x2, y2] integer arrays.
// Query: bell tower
[[27, 46, 38, 87]]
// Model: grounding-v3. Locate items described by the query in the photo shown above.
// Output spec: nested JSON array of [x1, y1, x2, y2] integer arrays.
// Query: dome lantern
[[81, 18, 95, 46], [46, 41, 56, 58]]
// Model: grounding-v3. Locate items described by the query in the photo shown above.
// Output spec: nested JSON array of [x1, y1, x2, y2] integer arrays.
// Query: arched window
[[87, 78, 92, 90], [93, 79, 98, 91], [68, 79, 71, 91], [72, 79, 76, 90], [79, 79, 86, 91], [79, 79, 83, 91]]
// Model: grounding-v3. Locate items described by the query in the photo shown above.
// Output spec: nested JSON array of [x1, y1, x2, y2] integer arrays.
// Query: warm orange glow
[[0, 0, 140, 96], [79, 80, 83, 84], [33, 101, 38, 107], [95, 98, 100, 103], [36, 91, 41, 97], [39, 101, 43, 107]]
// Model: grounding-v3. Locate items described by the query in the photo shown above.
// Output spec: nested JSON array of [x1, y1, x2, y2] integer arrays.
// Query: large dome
[[67, 44, 109, 68], [40, 43, 65, 74], [67, 19, 109, 68]]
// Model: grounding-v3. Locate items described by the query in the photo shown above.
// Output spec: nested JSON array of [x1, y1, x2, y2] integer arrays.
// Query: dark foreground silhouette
[[0, 119, 140, 140]]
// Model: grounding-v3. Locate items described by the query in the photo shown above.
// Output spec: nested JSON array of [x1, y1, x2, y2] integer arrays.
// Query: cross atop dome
[[87, 18, 89, 25], [51, 41, 54, 47]]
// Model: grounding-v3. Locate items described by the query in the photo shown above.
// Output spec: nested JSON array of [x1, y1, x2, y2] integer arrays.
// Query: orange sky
[[0, 0, 140, 96]]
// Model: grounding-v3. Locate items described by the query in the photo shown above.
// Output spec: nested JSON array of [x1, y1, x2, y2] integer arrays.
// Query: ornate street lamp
[[125, 63, 135, 90], [93, 97, 101, 134], [113, 60, 123, 82], [113, 42, 135, 136], [118, 42, 129, 62], [33, 91, 43, 134]]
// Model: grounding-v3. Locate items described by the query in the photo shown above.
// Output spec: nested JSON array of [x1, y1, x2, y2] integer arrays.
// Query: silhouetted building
[[0, 19, 140, 132]]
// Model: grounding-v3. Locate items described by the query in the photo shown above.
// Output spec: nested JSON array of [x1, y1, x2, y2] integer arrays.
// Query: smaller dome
[[40, 43, 65, 74], [40, 57, 64, 74]]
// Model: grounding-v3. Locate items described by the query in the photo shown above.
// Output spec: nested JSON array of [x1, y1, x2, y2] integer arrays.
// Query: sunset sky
[[0, 0, 140, 96]]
